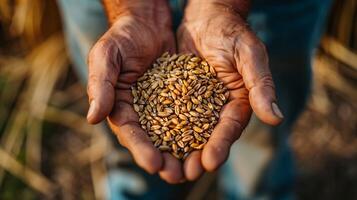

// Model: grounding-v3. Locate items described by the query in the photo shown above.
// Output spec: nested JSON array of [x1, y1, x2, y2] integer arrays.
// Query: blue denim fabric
[[57, 0, 332, 199], [58, 0, 107, 82]]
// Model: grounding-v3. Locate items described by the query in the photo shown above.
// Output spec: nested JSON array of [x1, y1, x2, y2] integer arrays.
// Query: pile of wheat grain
[[131, 53, 228, 159]]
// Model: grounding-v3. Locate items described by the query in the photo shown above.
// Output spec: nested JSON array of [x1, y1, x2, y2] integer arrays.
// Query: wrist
[[102, 0, 172, 25], [185, 0, 250, 20]]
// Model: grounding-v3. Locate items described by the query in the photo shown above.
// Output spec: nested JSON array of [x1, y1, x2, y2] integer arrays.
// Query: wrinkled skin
[[87, 0, 283, 184], [87, 2, 176, 175], [175, 1, 283, 182]]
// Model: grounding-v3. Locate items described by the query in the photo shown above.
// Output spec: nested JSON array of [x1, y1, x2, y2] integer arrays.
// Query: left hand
[[169, 0, 284, 182]]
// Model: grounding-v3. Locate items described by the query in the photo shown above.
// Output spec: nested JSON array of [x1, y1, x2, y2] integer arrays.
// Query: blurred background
[[0, 0, 356, 199]]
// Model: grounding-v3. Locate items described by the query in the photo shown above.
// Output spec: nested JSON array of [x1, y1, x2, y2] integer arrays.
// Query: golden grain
[[131, 53, 228, 159]]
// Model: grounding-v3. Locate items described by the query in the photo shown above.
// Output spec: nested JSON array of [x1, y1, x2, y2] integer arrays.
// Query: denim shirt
[[168, 0, 186, 29]]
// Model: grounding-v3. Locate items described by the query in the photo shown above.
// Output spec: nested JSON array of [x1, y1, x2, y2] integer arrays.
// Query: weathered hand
[[177, 0, 284, 181], [86, 1, 178, 177]]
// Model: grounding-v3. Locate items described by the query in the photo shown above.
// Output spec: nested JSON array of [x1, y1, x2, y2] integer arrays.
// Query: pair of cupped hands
[[86, 0, 283, 184]]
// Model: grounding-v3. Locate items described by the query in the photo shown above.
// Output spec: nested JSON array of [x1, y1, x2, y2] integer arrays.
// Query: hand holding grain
[[86, 2, 176, 175], [86, 0, 284, 184], [177, 0, 284, 180]]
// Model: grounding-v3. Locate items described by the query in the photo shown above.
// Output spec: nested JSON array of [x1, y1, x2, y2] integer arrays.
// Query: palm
[[87, 7, 282, 184], [176, 11, 282, 180], [87, 15, 176, 174], [107, 16, 174, 127], [179, 13, 254, 121]]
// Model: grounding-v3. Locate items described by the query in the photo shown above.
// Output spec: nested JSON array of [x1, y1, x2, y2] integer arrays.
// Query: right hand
[[176, 0, 283, 181], [86, 0, 180, 181]]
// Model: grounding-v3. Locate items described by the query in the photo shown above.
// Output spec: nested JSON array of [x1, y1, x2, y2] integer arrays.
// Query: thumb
[[236, 33, 283, 125], [87, 38, 121, 124]]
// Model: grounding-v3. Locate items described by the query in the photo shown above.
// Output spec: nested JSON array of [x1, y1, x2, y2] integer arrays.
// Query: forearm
[[185, 0, 251, 20], [102, 0, 172, 25]]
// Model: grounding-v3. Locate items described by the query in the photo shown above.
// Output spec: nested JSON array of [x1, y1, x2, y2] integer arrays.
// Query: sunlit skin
[[86, 0, 283, 184]]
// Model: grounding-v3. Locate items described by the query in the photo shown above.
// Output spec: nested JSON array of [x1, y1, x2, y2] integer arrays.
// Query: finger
[[115, 122, 163, 174], [159, 153, 185, 184], [236, 32, 283, 125], [87, 38, 121, 124], [202, 96, 251, 171], [183, 151, 204, 181], [108, 94, 163, 174]]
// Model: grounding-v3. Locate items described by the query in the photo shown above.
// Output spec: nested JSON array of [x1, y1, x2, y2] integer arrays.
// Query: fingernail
[[87, 100, 96, 120], [272, 102, 284, 119]]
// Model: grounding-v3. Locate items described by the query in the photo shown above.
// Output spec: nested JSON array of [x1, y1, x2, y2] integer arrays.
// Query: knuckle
[[259, 74, 275, 89], [253, 41, 268, 56], [255, 40, 267, 51], [87, 74, 114, 94], [88, 73, 99, 82], [251, 41, 269, 66], [89, 39, 103, 57], [86, 74, 98, 95], [114, 132, 129, 148], [88, 36, 113, 64]]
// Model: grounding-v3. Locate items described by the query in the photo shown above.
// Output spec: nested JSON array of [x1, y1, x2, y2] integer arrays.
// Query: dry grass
[[291, 0, 357, 199], [292, 0, 357, 168], [0, 0, 110, 199]]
